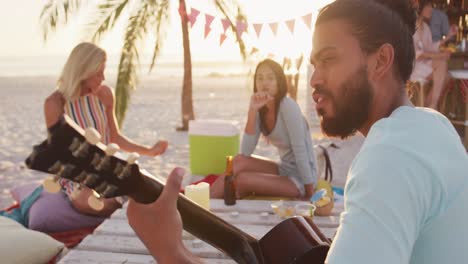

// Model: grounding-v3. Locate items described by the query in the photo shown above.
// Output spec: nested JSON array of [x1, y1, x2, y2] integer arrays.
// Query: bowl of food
[[271, 200, 296, 218], [270, 201, 316, 219]]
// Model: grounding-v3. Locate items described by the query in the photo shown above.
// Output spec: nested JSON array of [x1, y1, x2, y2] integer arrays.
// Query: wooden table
[[58, 199, 343, 263]]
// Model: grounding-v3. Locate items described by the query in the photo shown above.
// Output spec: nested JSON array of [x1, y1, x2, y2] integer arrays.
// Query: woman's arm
[[44, 91, 65, 128], [280, 98, 316, 199], [241, 110, 261, 156], [98, 86, 168, 156], [417, 51, 450, 61]]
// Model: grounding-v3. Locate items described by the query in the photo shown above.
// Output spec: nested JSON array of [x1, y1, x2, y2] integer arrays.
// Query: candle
[[185, 182, 210, 210]]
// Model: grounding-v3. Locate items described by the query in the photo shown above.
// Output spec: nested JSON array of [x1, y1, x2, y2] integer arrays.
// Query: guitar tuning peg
[[42, 175, 61, 193], [84, 128, 102, 145], [95, 182, 108, 194], [88, 190, 104, 211], [48, 161, 75, 179], [127, 152, 140, 164], [72, 128, 102, 158], [105, 143, 120, 156], [102, 185, 118, 198], [116, 152, 140, 180], [83, 173, 99, 187], [94, 143, 121, 171], [68, 137, 82, 153]]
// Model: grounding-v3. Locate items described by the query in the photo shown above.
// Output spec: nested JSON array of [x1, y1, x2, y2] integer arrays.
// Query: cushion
[[11, 183, 106, 232], [0, 215, 64, 264]]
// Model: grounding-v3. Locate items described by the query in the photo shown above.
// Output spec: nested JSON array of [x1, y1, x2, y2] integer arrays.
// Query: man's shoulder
[[432, 8, 448, 19]]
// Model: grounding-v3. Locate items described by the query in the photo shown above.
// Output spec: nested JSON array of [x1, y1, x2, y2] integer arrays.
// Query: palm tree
[[40, 0, 248, 129]]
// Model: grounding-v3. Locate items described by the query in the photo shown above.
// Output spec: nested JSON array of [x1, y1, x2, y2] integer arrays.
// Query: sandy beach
[[0, 74, 363, 209]]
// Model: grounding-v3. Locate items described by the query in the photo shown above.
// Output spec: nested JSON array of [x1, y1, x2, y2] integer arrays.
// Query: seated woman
[[411, 0, 452, 109], [210, 59, 317, 200], [43, 42, 168, 218]]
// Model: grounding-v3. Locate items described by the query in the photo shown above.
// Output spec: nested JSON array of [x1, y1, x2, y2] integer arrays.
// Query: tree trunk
[[177, 0, 194, 131]]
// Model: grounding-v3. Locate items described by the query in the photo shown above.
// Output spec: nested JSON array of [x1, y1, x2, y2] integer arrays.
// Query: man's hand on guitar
[[127, 167, 202, 264]]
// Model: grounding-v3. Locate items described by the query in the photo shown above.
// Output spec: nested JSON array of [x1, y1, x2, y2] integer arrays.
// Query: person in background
[[411, 0, 452, 109], [127, 0, 468, 263], [44, 42, 168, 217], [209, 59, 317, 201], [430, 7, 449, 41]]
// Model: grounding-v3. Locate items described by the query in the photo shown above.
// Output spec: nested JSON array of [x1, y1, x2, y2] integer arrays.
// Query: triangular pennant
[[205, 14, 215, 28], [269, 22, 278, 36], [302, 13, 312, 30], [236, 20, 247, 39], [253, 23, 263, 38], [188, 8, 200, 27], [250, 47, 259, 55], [220, 33, 228, 46], [204, 26, 211, 39], [178, 1, 187, 18], [221, 19, 231, 33], [285, 19, 295, 34]]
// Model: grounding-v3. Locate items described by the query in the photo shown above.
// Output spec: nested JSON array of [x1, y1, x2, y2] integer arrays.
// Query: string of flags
[[178, 2, 316, 58]]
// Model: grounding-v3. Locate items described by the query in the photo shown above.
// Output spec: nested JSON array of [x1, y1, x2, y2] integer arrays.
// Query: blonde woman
[[44, 42, 168, 217]]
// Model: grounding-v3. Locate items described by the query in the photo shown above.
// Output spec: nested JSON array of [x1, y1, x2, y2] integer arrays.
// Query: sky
[[0, 0, 333, 62]]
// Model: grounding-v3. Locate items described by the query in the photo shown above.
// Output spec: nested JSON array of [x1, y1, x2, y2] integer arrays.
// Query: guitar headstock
[[26, 115, 145, 203]]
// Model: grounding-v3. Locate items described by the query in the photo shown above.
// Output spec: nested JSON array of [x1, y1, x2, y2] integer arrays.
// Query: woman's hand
[[249, 92, 274, 111], [303, 184, 315, 200], [150, 140, 168, 156]]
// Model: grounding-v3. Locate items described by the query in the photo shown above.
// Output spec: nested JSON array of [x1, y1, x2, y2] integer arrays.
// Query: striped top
[[64, 94, 111, 144]]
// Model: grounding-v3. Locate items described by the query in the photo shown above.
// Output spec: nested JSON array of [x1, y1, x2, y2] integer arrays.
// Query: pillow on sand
[[11, 183, 106, 232], [0, 215, 64, 264]]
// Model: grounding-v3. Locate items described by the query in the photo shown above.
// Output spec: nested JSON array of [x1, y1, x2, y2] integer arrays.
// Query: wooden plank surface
[[59, 250, 236, 264], [76, 234, 227, 259], [61, 198, 343, 263], [95, 218, 337, 240]]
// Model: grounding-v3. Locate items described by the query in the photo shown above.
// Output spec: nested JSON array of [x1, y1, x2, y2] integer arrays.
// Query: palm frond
[[114, 1, 155, 126], [86, 0, 130, 42], [213, 0, 248, 60], [148, 0, 171, 72], [40, 0, 83, 41]]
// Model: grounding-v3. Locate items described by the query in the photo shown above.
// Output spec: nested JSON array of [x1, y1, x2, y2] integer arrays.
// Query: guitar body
[[260, 217, 330, 264], [26, 115, 330, 264]]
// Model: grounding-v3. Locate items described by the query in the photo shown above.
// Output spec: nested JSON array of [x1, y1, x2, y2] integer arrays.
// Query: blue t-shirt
[[326, 106, 468, 263], [430, 8, 450, 42]]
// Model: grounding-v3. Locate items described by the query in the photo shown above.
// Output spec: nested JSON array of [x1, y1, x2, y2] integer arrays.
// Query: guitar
[[25, 115, 330, 264]]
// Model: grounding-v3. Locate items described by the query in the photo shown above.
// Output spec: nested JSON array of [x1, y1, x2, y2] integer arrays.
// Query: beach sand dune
[[0, 75, 362, 209]]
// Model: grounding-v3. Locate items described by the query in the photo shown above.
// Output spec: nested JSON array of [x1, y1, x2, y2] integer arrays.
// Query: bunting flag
[[250, 47, 259, 55], [285, 19, 296, 34], [269, 22, 279, 36], [178, 1, 187, 18], [302, 13, 312, 30], [252, 23, 263, 38], [188, 8, 200, 27], [177, 5, 317, 55], [236, 20, 247, 39], [220, 33, 228, 46], [205, 14, 214, 28], [204, 27, 212, 39], [204, 14, 215, 39], [221, 19, 231, 33]]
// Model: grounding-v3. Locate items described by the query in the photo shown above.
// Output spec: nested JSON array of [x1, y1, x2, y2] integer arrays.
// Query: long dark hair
[[253, 59, 288, 135], [316, 0, 416, 83]]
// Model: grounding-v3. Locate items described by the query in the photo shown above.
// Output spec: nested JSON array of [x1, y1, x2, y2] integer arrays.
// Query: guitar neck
[[136, 170, 265, 264]]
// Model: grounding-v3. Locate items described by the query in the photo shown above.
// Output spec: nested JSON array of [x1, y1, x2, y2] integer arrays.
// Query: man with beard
[[126, 0, 468, 263]]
